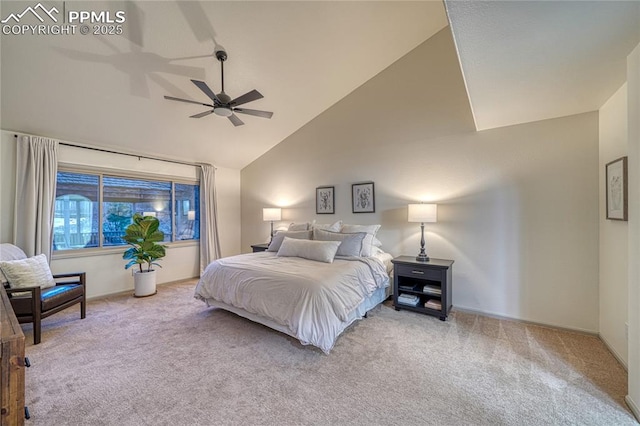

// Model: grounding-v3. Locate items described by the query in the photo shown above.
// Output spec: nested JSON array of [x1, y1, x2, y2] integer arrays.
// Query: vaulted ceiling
[[445, 0, 640, 131], [1, 1, 638, 169], [0, 1, 447, 169]]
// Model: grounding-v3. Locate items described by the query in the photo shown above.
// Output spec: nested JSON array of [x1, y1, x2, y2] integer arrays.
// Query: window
[[175, 183, 200, 241], [55, 172, 99, 250], [53, 171, 199, 251], [103, 176, 172, 245]]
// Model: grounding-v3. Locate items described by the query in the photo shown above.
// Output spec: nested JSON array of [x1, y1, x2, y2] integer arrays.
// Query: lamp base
[[416, 253, 430, 262]]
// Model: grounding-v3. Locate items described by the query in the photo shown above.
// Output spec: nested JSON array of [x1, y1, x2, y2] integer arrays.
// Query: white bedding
[[194, 251, 391, 353]]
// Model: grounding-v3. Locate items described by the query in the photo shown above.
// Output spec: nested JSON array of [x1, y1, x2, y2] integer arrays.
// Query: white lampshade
[[187, 210, 196, 221], [408, 204, 437, 223], [263, 208, 282, 221], [142, 211, 157, 218]]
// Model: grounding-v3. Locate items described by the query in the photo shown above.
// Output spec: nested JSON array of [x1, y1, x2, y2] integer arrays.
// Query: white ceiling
[[0, 1, 448, 169], [445, 0, 640, 131], [3, 1, 639, 167]]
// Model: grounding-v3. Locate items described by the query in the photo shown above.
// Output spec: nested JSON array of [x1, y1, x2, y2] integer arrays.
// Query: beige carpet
[[21, 279, 635, 425]]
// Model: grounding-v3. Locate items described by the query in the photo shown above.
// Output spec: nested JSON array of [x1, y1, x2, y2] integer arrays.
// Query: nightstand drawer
[[395, 264, 442, 281]]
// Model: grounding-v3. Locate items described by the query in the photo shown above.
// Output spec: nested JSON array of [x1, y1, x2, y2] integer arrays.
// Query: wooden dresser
[[0, 285, 25, 426]]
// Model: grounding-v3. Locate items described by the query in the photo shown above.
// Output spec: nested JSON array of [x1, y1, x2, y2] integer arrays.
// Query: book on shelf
[[399, 284, 422, 292], [422, 285, 441, 295], [398, 293, 420, 302], [397, 293, 420, 307], [424, 299, 441, 310]]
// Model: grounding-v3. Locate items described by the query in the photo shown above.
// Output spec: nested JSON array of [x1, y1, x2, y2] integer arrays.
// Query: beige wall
[[599, 84, 629, 366], [0, 133, 16, 243], [627, 42, 640, 419], [0, 130, 241, 298], [241, 28, 600, 332]]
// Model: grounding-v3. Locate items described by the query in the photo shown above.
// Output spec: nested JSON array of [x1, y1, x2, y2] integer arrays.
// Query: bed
[[194, 248, 393, 354]]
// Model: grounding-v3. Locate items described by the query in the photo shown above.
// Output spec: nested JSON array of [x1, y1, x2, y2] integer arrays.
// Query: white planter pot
[[134, 269, 157, 297]]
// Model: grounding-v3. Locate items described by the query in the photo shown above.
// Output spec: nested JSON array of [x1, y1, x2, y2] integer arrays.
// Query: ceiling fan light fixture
[[214, 106, 233, 117], [164, 49, 272, 127]]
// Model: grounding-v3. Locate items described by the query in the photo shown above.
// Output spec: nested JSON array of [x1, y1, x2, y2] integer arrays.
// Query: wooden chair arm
[[4, 273, 85, 299], [5, 285, 41, 299], [5, 285, 39, 294], [53, 272, 86, 287], [53, 272, 85, 279]]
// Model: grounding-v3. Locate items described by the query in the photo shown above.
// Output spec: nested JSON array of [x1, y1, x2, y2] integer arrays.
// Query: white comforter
[[194, 252, 390, 353]]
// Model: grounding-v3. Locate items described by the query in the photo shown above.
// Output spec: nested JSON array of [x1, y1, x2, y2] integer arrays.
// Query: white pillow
[[267, 230, 313, 252], [312, 220, 342, 232], [0, 243, 28, 284], [0, 254, 56, 295], [340, 224, 381, 257], [277, 237, 341, 263], [340, 224, 381, 235], [288, 222, 311, 231], [313, 229, 367, 257], [371, 246, 385, 256]]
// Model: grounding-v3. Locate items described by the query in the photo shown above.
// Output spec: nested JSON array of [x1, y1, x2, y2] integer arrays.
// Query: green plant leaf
[[120, 214, 166, 271]]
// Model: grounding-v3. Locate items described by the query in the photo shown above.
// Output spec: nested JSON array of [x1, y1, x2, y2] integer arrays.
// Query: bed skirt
[[202, 285, 389, 352]]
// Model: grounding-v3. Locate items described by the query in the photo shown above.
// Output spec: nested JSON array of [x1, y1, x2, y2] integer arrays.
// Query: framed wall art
[[606, 156, 628, 221], [352, 182, 375, 213], [316, 186, 335, 214]]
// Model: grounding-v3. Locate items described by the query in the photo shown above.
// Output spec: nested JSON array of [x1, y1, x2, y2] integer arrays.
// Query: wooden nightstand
[[251, 243, 269, 253], [391, 256, 454, 321]]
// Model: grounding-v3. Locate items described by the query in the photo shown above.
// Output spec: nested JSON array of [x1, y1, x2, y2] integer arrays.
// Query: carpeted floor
[[21, 279, 635, 425]]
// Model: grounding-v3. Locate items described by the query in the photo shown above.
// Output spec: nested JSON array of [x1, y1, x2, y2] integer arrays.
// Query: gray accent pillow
[[340, 224, 381, 257], [267, 230, 313, 252], [313, 229, 367, 257]]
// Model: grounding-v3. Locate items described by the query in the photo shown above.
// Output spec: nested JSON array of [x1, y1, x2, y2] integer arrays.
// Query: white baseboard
[[86, 276, 199, 301], [599, 333, 628, 370], [453, 306, 632, 372], [453, 305, 598, 336], [625, 395, 640, 422]]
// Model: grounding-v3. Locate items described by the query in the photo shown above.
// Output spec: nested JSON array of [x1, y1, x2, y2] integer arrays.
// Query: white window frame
[[53, 165, 199, 259]]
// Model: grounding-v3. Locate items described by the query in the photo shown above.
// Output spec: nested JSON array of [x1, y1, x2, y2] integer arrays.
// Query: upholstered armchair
[[0, 244, 86, 344]]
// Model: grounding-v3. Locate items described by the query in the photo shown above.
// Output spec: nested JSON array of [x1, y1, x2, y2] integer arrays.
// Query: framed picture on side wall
[[606, 156, 627, 221], [316, 186, 335, 214], [352, 182, 375, 213]]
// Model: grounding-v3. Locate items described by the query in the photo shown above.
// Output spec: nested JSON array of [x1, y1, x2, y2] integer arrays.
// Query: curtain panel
[[14, 135, 59, 261], [199, 164, 221, 274]]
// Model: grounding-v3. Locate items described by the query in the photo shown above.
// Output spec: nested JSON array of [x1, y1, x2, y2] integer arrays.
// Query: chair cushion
[[0, 244, 27, 284], [41, 284, 84, 312]]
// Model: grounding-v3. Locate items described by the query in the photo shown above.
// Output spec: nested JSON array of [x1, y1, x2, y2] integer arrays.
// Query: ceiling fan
[[164, 49, 273, 126]]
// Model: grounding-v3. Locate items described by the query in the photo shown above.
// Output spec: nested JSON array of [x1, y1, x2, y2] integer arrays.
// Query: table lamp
[[408, 203, 437, 262], [263, 208, 282, 243]]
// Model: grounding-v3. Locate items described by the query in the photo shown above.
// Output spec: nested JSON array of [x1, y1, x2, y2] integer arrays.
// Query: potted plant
[[122, 213, 167, 297]]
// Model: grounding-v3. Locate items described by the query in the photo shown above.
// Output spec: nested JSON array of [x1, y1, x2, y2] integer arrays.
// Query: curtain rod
[[13, 134, 213, 169]]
